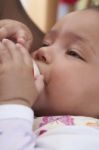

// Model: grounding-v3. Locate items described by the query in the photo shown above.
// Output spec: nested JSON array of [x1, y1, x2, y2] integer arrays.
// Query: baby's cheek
[[50, 69, 75, 98]]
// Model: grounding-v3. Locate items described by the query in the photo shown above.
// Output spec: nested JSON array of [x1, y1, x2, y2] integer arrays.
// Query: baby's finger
[[0, 23, 33, 51], [0, 24, 26, 42], [0, 42, 11, 63], [17, 32, 33, 51], [2, 39, 22, 62], [16, 43, 32, 67]]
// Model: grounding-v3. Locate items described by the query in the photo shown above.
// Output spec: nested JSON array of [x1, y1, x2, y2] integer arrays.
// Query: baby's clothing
[[0, 104, 99, 150], [34, 115, 99, 135]]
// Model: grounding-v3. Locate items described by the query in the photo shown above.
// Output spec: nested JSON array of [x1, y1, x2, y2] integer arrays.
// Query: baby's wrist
[[0, 99, 31, 107]]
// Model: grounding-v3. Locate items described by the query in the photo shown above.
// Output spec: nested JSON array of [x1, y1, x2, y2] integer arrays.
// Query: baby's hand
[[0, 39, 39, 107], [0, 19, 33, 52]]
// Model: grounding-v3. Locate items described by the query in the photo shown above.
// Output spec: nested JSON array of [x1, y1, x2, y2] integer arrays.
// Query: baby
[[0, 6, 99, 150]]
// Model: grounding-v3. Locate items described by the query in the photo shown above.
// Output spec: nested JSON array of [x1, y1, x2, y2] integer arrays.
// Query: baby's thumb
[[35, 75, 45, 94]]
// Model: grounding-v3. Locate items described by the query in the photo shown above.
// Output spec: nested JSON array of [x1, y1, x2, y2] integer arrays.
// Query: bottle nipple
[[32, 60, 40, 77]]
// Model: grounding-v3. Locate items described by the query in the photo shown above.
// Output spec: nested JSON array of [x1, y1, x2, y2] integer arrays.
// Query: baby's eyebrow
[[64, 32, 87, 43], [64, 32, 96, 55]]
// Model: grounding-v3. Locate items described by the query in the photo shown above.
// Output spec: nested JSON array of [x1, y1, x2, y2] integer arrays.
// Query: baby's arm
[[0, 39, 39, 106], [0, 39, 46, 150], [0, 19, 33, 51]]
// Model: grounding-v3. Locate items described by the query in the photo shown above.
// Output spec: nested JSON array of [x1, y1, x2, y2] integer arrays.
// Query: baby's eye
[[66, 49, 85, 61]]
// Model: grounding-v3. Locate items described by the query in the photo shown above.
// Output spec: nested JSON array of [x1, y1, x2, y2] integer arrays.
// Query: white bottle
[[32, 60, 40, 77]]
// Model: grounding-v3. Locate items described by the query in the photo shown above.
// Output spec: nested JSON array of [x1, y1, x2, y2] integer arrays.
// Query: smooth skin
[[33, 10, 99, 118], [0, 9, 99, 118]]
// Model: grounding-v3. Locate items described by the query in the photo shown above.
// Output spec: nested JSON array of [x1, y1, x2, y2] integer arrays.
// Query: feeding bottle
[[32, 60, 40, 77]]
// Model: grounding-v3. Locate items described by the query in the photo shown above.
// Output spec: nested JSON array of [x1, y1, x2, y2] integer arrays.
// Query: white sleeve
[[0, 104, 99, 150]]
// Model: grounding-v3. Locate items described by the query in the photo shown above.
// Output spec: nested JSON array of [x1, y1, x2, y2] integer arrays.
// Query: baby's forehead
[[58, 10, 99, 30], [51, 10, 99, 43], [44, 10, 99, 58]]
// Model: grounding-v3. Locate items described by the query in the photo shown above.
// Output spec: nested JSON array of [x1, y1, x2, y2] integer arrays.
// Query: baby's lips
[[32, 60, 40, 78]]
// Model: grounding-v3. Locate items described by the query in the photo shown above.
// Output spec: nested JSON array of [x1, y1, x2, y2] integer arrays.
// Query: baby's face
[[33, 10, 99, 117]]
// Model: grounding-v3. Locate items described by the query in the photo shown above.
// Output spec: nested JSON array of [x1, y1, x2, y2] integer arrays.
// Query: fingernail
[[18, 38, 25, 44], [2, 38, 8, 43]]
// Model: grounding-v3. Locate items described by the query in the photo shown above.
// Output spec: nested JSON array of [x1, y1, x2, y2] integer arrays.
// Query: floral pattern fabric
[[34, 115, 99, 136]]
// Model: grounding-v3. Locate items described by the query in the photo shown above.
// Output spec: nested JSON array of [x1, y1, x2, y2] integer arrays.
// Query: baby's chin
[[32, 92, 48, 116]]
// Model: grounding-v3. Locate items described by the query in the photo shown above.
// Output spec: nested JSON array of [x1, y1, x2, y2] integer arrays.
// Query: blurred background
[[0, 0, 99, 50]]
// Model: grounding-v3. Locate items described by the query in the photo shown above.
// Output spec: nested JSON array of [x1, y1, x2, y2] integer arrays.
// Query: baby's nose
[[33, 48, 52, 64]]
